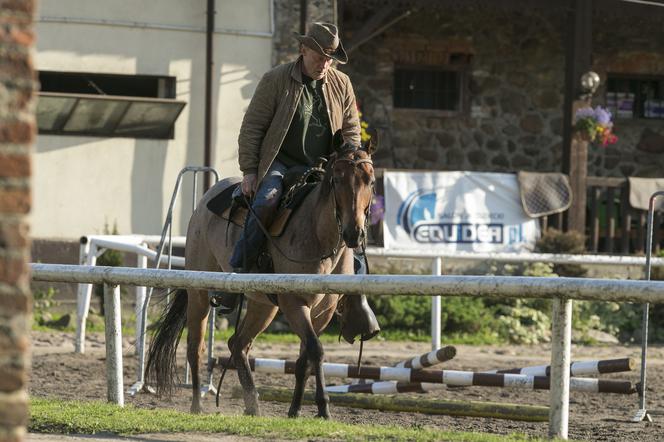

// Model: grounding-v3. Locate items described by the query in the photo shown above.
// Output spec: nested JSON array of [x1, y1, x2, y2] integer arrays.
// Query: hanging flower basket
[[573, 106, 618, 146]]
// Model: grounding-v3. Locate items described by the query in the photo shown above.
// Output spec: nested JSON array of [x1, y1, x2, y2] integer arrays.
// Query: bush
[[33, 287, 58, 326], [535, 228, 587, 277]]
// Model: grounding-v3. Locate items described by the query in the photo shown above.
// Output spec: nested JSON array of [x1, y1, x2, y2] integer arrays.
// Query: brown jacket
[[237, 57, 360, 185]]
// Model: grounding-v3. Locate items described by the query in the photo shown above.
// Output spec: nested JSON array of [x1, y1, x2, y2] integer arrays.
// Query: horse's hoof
[[288, 409, 300, 418], [315, 405, 331, 419], [244, 407, 261, 417]]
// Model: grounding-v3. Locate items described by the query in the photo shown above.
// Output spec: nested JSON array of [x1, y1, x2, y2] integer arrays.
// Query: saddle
[[206, 165, 325, 236]]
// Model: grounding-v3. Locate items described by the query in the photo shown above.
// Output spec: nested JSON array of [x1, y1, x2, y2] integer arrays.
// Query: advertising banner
[[383, 171, 539, 252]]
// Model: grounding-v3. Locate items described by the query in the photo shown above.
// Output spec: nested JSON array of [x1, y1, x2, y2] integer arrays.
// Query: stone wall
[[273, 0, 336, 66], [0, 1, 36, 440], [273, 1, 664, 178]]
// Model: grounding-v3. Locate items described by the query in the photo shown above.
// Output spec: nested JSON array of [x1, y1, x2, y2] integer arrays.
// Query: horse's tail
[[145, 289, 188, 397]]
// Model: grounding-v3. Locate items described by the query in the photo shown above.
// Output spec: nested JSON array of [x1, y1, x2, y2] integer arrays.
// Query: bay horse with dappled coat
[[146, 133, 376, 419]]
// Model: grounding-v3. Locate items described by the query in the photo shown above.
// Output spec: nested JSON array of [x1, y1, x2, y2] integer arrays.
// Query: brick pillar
[[0, 1, 36, 441]]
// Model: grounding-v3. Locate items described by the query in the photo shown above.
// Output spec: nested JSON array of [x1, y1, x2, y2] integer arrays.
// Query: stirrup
[[209, 291, 240, 314]]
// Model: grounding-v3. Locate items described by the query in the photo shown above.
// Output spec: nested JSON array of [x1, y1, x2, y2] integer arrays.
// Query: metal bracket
[[632, 408, 653, 423]]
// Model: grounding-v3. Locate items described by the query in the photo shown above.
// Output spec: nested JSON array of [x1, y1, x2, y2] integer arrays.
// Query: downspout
[[204, 0, 215, 191]]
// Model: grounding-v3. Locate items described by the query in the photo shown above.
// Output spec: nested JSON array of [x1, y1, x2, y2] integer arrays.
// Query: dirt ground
[[29, 330, 664, 441]]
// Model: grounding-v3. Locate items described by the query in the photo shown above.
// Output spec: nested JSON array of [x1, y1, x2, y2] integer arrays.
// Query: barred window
[[606, 75, 664, 120]]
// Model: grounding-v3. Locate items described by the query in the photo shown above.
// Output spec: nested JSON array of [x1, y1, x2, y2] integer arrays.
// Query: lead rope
[[355, 190, 374, 375]]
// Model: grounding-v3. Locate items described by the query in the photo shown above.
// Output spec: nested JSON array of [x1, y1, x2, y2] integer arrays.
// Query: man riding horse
[[217, 22, 379, 343]]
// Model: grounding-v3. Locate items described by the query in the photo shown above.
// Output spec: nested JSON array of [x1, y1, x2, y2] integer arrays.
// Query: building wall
[[592, 11, 664, 177], [274, 1, 664, 179], [0, 1, 35, 440], [32, 0, 272, 239]]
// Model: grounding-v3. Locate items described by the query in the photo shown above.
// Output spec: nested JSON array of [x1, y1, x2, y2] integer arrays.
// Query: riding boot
[[339, 294, 380, 344], [337, 252, 381, 344]]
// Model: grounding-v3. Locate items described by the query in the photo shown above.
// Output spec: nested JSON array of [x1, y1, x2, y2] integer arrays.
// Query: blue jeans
[[229, 160, 289, 270]]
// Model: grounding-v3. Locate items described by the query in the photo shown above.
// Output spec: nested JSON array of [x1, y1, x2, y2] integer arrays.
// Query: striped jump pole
[[351, 345, 457, 385], [395, 345, 457, 369], [487, 358, 635, 377], [216, 357, 635, 394], [325, 375, 634, 395]]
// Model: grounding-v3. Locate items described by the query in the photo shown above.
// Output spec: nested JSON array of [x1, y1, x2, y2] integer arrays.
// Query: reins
[[245, 153, 374, 265]]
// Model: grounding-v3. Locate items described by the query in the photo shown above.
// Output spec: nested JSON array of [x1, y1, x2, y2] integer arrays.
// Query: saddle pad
[[628, 177, 664, 211], [517, 171, 572, 218], [207, 182, 241, 216]]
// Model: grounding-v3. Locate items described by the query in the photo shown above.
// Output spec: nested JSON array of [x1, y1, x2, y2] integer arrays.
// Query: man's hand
[[241, 174, 257, 197]]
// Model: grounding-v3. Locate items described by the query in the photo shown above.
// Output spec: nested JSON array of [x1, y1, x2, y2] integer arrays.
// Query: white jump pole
[[75, 240, 97, 353], [135, 250, 148, 355], [104, 283, 124, 406], [431, 257, 442, 351]]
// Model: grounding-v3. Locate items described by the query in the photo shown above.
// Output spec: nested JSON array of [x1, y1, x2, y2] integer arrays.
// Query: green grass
[[30, 397, 547, 441]]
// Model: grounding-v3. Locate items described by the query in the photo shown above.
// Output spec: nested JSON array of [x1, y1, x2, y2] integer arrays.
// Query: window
[[36, 71, 186, 139], [606, 75, 664, 120]]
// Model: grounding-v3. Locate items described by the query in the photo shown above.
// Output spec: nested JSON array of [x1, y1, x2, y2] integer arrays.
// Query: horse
[[146, 132, 377, 419]]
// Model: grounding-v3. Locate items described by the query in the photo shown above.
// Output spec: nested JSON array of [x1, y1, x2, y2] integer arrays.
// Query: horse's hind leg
[[281, 299, 330, 419], [229, 299, 278, 416], [186, 288, 210, 414]]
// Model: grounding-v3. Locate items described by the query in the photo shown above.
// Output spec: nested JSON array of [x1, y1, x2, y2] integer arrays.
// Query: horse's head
[[325, 130, 377, 249]]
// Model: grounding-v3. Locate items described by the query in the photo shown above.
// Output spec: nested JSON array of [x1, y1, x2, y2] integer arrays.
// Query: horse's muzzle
[[342, 227, 363, 249]]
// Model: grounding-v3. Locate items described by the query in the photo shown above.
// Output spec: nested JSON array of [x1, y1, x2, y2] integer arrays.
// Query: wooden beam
[[562, 0, 593, 233], [300, 0, 307, 35]]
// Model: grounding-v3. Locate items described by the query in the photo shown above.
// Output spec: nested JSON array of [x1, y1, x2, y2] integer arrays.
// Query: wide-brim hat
[[294, 22, 348, 64]]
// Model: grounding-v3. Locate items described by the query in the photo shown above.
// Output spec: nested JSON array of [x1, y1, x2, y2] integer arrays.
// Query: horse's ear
[[332, 129, 344, 152], [364, 129, 378, 155]]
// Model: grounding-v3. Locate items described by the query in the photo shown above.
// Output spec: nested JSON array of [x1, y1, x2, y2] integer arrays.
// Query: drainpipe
[[204, 0, 215, 191]]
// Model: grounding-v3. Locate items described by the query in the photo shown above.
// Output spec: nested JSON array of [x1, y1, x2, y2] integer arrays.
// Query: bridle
[[329, 153, 375, 254]]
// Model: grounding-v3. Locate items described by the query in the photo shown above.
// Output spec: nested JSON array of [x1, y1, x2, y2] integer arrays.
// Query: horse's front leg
[[281, 299, 331, 419], [186, 289, 210, 414], [308, 330, 329, 418], [229, 299, 278, 416], [288, 344, 311, 418]]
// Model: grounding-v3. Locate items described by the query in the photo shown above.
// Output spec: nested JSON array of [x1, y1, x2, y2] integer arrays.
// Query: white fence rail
[[31, 263, 664, 439], [72, 235, 664, 353]]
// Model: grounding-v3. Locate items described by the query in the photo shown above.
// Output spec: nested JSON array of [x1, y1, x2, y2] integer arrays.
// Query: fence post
[[567, 127, 588, 234], [104, 283, 124, 406], [431, 257, 442, 350], [549, 296, 572, 439]]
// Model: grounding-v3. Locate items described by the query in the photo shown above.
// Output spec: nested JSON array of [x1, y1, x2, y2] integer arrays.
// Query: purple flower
[[593, 106, 612, 125], [369, 195, 385, 225]]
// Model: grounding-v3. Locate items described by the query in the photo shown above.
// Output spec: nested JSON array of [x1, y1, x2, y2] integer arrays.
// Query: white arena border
[[75, 234, 186, 354], [31, 263, 664, 440], [74, 236, 664, 353]]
